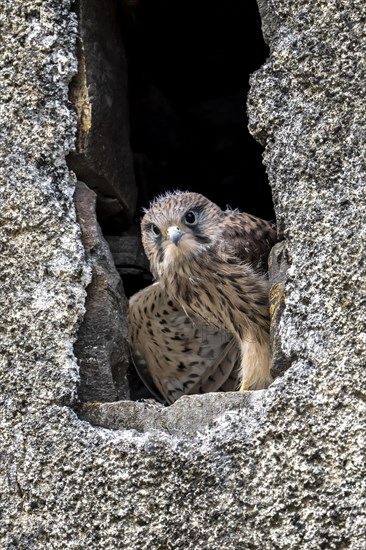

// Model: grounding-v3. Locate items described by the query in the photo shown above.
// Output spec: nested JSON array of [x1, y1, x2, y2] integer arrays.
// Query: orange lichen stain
[[69, 43, 92, 152], [269, 282, 285, 319]]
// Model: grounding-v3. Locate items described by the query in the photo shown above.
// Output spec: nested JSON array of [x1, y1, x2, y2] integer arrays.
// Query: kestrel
[[131, 190, 277, 401]]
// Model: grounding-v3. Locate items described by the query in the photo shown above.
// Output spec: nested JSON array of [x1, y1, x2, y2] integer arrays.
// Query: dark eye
[[184, 210, 197, 226], [150, 224, 161, 237]]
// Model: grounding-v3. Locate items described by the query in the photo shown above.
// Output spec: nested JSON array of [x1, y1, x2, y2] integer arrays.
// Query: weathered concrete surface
[[0, 0, 87, 408], [268, 241, 292, 378], [74, 181, 130, 403], [1, 1, 366, 549], [80, 391, 266, 438], [68, 0, 137, 230]]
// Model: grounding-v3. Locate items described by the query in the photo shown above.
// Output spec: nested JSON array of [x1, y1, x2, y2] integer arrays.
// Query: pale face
[[141, 191, 224, 279]]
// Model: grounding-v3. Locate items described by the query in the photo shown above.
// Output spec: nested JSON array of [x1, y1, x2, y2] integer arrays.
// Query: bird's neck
[[158, 248, 270, 338]]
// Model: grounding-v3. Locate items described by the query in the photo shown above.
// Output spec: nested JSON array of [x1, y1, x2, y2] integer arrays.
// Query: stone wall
[[1, 0, 365, 548]]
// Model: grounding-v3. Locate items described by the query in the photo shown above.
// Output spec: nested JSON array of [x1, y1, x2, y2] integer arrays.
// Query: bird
[[131, 190, 277, 402], [129, 282, 241, 404]]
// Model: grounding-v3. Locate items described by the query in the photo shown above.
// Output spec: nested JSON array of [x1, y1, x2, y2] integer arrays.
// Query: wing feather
[[129, 283, 241, 404], [221, 210, 277, 271]]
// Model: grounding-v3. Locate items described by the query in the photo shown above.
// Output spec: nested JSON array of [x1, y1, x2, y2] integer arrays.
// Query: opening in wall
[[124, 0, 273, 226], [69, 0, 275, 408]]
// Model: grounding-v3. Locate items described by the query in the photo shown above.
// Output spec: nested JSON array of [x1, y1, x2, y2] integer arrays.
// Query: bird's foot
[[239, 380, 250, 391]]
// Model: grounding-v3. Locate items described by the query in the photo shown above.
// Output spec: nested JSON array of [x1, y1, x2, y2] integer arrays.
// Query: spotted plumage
[[130, 190, 277, 402], [129, 283, 240, 404]]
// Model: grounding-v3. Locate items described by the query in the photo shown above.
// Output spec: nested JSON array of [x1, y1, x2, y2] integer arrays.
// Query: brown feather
[[222, 211, 277, 271], [129, 283, 241, 404]]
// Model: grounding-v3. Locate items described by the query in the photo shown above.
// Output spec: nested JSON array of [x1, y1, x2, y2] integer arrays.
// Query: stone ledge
[[79, 390, 266, 438]]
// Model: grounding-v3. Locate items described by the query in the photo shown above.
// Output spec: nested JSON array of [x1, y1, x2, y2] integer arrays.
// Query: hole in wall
[[69, 0, 275, 408], [124, 0, 274, 234]]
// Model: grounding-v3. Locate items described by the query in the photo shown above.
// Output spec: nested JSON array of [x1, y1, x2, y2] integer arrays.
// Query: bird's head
[[141, 191, 223, 279]]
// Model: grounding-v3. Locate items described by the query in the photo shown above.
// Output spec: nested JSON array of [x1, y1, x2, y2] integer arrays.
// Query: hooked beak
[[167, 226, 184, 245]]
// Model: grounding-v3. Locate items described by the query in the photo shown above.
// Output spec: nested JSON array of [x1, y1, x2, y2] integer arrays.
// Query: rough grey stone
[[80, 391, 266, 439], [256, 0, 279, 45], [0, 0, 87, 408], [1, 0, 366, 549], [268, 241, 292, 378], [73, 181, 130, 403], [68, 0, 137, 228], [105, 233, 150, 278]]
